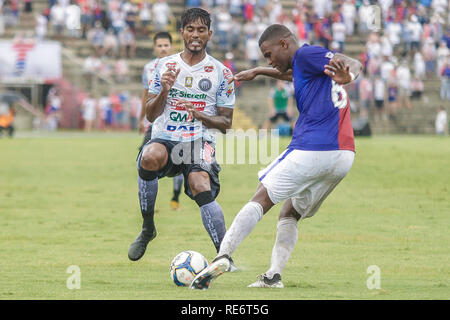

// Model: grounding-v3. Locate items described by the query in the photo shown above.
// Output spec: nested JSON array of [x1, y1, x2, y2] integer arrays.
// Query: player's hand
[[324, 59, 352, 85], [161, 67, 180, 92], [176, 99, 198, 120], [231, 69, 258, 83]]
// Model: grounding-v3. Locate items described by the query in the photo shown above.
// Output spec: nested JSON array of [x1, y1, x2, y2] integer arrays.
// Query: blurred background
[[0, 0, 449, 137]]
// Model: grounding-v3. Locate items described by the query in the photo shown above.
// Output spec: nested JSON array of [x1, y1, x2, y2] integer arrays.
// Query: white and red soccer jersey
[[148, 52, 235, 143]]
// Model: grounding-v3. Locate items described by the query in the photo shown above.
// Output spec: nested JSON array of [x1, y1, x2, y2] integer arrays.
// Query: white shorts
[[258, 149, 355, 219]]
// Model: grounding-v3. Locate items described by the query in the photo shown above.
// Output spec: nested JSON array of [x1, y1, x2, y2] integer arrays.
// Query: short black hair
[[153, 31, 172, 44], [258, 24, 293, 47], [181, 7, 211, 30]]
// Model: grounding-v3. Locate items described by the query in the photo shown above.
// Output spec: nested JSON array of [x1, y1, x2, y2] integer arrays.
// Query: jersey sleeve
[[147, 61, 163, 95], [142, 65, 149, 89], [216, 67, 235, 108], [296, 45, 335, 77]]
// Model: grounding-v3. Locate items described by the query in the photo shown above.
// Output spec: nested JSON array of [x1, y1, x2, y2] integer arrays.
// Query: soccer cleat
[[127, 230, 157, 261], [190, 255, 231, 290], [226, 257, 238, 272], [247, 273, 284, 288], [170, 200, 179, 211]]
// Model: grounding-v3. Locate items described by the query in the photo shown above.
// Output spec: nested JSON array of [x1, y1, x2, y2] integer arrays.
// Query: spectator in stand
[[245, 32, 260, 68], [359, 69, 373, 118], [65, 0, 81, 38], [110, 6, 126, 36], [98, 94, 112, 130], [413, 51, 426, 80], [410, 75, 424, 100], [81, 95, 97, 131], [114, 58, 129, 83], [386, 16, 402, 52], [102, 29, 119, 57], [342, 0, 356, 36], [79, 0, 93, 39], [35, 10, 48, 40], [407, 15, 423, 53], [387, 70, 399, 120], [380, 31, 393, 58], [439, 58, 450, 101], [243, 0, 255, 22], [396, 59, 412, 109], [436, 40, 449, 76], [118, 25, 136, 58], [152, 0, 172, 32], [229, 0, 242, 17], [358, 0, 373, 35], [373, 74, 386, 121], [331, 14, 346, 53], [50, 1, 65, 38], [380, 55, 396, 83], [23, 0, 33, 17], [83, 53, 102, 86], [87, 21, 105, 56], [186, 0, 202, 9], [215, 5, 232, 53], [229, 17, 241, 56], [422, 37, 437, 79], [45, 86, 62, 131], [435, 106, 448, 135], [123, 0, 138, 35], [139, 1, 151, 38], [313, 0, 331, 19]]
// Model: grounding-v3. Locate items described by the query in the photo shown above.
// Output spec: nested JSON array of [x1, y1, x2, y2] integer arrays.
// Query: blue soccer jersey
[[289, 44, 355, 152]]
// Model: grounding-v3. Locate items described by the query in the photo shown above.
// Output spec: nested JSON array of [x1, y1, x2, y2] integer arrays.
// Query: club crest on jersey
[[198, 78, 212, 92], [166, 62, 177, 69], [185, 76, 193, 88], [204, 66, 214, 72]]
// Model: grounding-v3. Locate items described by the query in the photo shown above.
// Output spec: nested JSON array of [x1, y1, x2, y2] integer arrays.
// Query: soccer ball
[[170, 251, 208, 287]]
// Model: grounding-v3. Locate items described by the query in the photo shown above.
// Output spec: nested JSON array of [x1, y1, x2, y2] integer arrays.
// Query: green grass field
[[0, 133, 449, 300]]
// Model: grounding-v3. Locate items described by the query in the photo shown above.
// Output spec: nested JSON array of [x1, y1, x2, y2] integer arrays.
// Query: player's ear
[[208, 29, 213, 40]]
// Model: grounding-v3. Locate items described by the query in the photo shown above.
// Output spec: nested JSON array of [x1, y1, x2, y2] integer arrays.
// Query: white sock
[[218, 201, 263, 257], [265, 217, 298, 279]]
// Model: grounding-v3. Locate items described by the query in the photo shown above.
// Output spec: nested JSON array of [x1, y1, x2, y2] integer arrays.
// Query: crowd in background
[[1, 0, 449, 131]]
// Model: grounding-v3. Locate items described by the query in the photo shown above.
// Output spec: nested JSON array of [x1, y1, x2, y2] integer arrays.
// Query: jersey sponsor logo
[[204, 65, 214, 72], [166, 124, 198, 137], [169, 99, 206, 111], [168, 88, 207, 100], [185, 76, 193, 88], [202, 141, 214, 164], [226, 86, 234, 98], [198, 78, 212, 92], [169, 111, 195, 122]]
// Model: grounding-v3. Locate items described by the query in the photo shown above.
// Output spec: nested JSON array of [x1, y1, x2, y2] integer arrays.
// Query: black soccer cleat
[[190, 254, 231, 290], [127, 230, 157, 261]]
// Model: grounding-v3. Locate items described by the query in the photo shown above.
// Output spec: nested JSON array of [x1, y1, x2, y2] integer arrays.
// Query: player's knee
[[188, 172, 210, 196], [140, 144, 167, 172]]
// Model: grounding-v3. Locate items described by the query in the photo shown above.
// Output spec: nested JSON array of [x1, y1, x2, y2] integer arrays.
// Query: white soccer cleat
[[190, 255, 231, 290], [247, 273, 284, 288]]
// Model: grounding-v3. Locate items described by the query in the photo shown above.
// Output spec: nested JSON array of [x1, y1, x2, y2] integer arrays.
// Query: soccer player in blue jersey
[[191, 24, 362, 289], [138, 31, 184, 212]]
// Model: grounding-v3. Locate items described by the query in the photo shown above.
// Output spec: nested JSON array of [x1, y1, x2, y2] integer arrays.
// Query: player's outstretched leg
[[170, 174, 183, 210], [128, 172, 158, 261], [190, 254, 231, 290], [190, 201, 264, 289]]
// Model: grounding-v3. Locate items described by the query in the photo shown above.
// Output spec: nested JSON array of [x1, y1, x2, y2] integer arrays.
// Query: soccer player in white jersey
[[191, 24, 362, 289], [128, 8, 237, 270], [138, 31, 184, 213]]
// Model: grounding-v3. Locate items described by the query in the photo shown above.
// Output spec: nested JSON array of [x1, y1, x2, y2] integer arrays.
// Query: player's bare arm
[[146, 67, 180, 122], [324, 53, 363, 85], [139, 89, 148, 133], [233, 67, 293, 83], [177, 100, 233, 134]]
